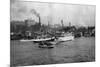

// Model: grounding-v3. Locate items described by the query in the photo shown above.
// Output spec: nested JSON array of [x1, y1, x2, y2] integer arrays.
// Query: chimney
[[39, 16, 41, 26], [61, 20, 64, 28], [69, 22, 71, 27]]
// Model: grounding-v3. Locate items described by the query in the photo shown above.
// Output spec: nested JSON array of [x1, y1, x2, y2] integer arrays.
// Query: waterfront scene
[[10, 0, 95, 67]]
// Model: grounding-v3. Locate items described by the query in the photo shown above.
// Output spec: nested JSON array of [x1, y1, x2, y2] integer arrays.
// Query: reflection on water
[[11, 37, 95, 66]]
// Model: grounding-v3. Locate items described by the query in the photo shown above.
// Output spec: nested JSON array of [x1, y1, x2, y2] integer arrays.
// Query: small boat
[[39, 45, 55, 48], [38, 41, 55, 48]]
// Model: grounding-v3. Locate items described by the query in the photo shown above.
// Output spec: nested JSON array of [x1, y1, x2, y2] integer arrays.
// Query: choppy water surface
[[11, 37, 95, 66]]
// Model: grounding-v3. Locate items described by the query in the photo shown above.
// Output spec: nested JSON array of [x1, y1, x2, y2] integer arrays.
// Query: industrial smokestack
[[38, 16, 41, 26], [61, 20, 64, 28], [69, 22, 71, 27]]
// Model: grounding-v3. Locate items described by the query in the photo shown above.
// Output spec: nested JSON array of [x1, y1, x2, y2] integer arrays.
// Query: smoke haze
[[10, 0, 95, 26]]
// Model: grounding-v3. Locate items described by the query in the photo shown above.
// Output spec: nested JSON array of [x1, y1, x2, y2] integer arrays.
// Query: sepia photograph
[[10, 0, 95, 67]]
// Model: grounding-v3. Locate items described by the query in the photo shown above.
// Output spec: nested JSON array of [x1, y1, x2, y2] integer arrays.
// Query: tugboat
[[38, 41, 55, 48]]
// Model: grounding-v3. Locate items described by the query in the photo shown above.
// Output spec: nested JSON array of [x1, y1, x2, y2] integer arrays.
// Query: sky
[[10, 0, 96, 26]]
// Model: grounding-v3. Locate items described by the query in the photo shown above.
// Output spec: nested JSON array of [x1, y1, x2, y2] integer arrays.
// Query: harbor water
[[11, 37, 95, 66]]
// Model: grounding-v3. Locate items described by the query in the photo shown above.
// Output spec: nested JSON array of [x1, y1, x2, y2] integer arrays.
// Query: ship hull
[[58, 36, 74, 42]]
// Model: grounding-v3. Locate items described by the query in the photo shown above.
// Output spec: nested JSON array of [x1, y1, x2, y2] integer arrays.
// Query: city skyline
[[11, 0, 96, 26]]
